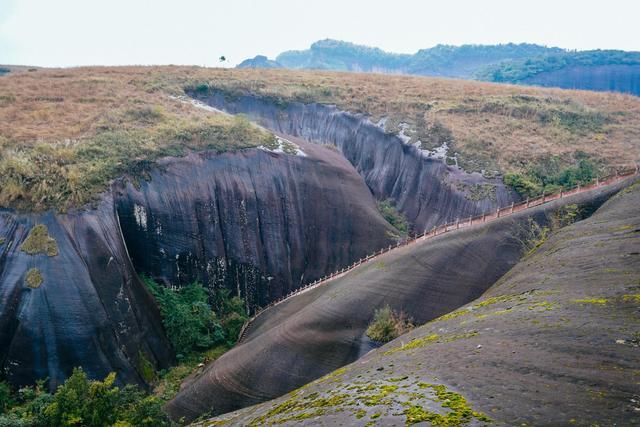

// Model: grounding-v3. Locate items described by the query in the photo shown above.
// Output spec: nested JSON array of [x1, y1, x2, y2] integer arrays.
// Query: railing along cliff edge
[[237, 166, 639, 343]]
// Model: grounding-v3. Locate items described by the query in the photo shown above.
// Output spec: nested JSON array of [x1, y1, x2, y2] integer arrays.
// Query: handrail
[[236, 166, 639, 343]]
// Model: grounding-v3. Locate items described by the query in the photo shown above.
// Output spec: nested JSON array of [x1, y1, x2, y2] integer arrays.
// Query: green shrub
[[0, 381, 15, 414], [212, 288, 249, 346], [503, 173, 541, 198], [366, 305, 414, 343], [143, 278, 224, 359], [0, 370, 171, 426], [143, 278, 249, 358], [221, 312, 246, 344], [505, 155, 597, 198], [377, 200, 408, 236]]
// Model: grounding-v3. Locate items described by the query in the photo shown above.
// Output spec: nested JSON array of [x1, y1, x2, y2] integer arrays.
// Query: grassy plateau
[[1, 66, 639, 211]]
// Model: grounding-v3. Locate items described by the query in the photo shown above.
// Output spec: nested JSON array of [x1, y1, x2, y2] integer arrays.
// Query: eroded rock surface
[[0, 140, 397, 388], [198, 181, 640, 426], [167, 175, 632, 423], [114, 140, 396, 309], [0, 196, 172, 390], [193, 93, 518, 230]]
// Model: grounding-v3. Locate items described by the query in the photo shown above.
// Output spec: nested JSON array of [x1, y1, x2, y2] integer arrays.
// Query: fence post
[[526, 197, 530, 208], [482, 212, 486, 222], [456, 218, 459, 229], [510, 202, 514, 214], [496, 208, 500, 218], [542, 191, 545, 203], [596, 176, 599, 187]]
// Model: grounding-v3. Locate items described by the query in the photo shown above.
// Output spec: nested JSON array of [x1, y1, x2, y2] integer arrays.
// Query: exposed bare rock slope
[[114, 139, 395, 309], [167, 175, 633, 423], [0, 140, 397, 389], [0, 197, 173, 390], [194, 93, 517, 231], [198, 180, 639, 427]]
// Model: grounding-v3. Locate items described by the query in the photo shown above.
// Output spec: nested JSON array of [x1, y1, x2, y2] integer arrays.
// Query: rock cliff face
[[201, 178, 640, 427], [0, 139, 397, 388], [114, 140, 395, 309], [0, 196, 173, 390], [166, 178, 630, 423], [522, 64, 640, 96], [193, 92, 517, 231]]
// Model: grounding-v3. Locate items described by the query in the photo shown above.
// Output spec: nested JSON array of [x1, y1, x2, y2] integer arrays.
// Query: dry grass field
[[1, 66, 639, 211]]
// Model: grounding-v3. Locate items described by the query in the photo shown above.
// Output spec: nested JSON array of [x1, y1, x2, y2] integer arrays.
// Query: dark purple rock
[[114, 141, 396, 310], [0, 196, 172, 390], [195, 92, 518, 230]]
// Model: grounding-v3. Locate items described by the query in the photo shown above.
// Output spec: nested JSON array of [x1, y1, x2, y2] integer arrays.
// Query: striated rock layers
[[194, 92, 518, 230], [113, 140, 395, 309], [0, 140, 396, 388], [202, 178, 640, 427], [166, 178, 631, 423], [0, 196, 173, 390]]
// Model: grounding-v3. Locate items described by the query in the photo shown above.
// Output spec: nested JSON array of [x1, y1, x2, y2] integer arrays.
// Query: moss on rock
[[25, 268, 43, 288], [20, 224, 59, 257]]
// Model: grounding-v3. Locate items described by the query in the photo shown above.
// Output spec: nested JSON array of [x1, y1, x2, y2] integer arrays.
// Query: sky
[[1, 0, 639, 67]]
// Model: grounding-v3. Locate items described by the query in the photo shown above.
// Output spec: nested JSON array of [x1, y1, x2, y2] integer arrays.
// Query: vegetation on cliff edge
[[2, 66, 638, 211]]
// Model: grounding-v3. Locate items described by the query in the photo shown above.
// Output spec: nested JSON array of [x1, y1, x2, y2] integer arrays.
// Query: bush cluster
[[142, 277, 248, 360], [365, 305, 414, 343], [504, 155, 596, 198], [0, 369, 171, 426], [377, 200, 408, 236]]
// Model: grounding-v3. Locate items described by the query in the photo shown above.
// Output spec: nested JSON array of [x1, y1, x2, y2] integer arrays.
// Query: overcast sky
[[1, 0, 639, 67]]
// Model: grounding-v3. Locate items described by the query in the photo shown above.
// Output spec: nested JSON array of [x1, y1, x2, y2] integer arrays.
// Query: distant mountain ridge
[[238, 39, 640, 95]]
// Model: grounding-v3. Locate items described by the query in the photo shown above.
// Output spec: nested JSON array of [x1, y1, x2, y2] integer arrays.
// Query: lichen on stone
[[384, 330, 478, 355], [25, 268, 43, 288], [573, 298, 608, 305], [243, 375, 491, 426], [20, 224, 59, 257]]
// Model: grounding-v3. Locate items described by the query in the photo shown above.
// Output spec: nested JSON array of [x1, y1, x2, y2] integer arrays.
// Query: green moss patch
[[623, 294, 640, 304], [573, 298, 608, 305], [243, 375, 490, 426], [25, 268, 43, 288], [384, 330, 479, 355], [20, 224, 58, 256], [138, 351, 158, 383], [406, 382, 491, 426]]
